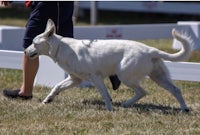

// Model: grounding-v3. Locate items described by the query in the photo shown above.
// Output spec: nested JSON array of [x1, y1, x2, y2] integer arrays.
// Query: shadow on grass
[[82, 99, 185, 115]]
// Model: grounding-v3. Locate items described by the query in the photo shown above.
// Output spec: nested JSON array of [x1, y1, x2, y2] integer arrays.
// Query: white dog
[[25, 19, 192, 112]]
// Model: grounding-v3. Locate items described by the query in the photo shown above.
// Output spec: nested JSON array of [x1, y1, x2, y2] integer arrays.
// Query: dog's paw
[[181, 108, 190, 113], [42, 101, 47, 105], [106, 106, 113, 111], [42, 98, 53, 104], [105, 103, 113, 111]]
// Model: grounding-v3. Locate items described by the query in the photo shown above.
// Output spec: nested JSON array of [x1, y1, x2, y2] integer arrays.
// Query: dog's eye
[[33, 41, 38, 46], [33, 43, 38, 48]]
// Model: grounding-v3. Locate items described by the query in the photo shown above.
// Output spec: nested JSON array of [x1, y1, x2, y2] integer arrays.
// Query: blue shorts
[[23, 1, 74, 49]]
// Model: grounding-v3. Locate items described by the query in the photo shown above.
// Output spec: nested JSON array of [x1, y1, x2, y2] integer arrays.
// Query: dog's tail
[[153, 29, 193, 61]]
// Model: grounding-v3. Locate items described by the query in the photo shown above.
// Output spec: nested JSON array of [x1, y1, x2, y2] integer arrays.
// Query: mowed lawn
[[0, 6, 200, 135], [0, 70, 200, 134]]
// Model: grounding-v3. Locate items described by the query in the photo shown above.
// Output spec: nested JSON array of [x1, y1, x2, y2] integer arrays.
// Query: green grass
[[0, 6, 30, 26], [0, 69, 200, 135], [0, 6, 200, 135]]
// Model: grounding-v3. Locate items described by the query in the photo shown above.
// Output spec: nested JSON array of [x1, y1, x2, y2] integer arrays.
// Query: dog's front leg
[[42, 76, 81, 104], [91, 76, 112, 111]]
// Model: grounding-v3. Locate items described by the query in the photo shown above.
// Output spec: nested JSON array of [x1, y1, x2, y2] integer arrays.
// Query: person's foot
[[109, 75, 121, 90], [3, 89, 32, 100]]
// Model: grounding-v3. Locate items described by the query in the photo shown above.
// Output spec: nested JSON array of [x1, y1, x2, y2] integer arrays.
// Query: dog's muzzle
[[29, 52, 38, 58], [24, 49, 38, 58]]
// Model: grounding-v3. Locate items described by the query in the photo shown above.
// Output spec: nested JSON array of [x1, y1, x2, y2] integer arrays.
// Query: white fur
[[25, 19, 192, 112]]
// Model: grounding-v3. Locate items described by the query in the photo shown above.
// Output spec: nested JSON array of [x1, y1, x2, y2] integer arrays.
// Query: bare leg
[[19, 54, 39, 96]]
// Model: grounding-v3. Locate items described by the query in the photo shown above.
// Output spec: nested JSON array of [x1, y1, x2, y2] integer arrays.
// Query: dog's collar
[[50, 36, 62, 63], [53, 44, 59, 63]]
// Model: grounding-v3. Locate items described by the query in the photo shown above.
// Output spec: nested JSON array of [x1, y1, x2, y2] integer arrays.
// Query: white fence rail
[[0, 50, 23, 69], [78, 1, 200, 15], [0, 23, 200, 87]]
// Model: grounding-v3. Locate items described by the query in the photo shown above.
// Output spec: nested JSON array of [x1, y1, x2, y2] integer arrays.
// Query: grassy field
[[0, 6, 200, 135], [0, 68, 200, 135]]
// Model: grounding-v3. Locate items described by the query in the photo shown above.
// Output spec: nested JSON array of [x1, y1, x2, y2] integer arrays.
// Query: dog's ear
[[47, 26, 55, 38], [45, 19, 56, 37], [45, 19, 56, 32]]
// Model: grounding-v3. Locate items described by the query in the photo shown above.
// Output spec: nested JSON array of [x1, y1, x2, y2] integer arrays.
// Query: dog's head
[[25, 19, 57, 59]]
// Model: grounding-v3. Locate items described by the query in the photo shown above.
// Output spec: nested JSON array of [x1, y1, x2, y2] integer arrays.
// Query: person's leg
[[3, 2, 56, 99], [57, 1, 74, 37], [109, 75, 121, 90], [19, 54, 39, 96], [3, 55, 38, 99]]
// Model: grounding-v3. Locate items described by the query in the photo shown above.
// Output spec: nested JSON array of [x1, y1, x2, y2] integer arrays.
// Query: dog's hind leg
[[149, 61, 189, 112], [151, 74, 189, 112], [42, 76, 82, 104], [121, 85, 147, 108], [90, 75, 112, 111]]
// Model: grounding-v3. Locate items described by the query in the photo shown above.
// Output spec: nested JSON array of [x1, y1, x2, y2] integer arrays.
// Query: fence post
[[90, 1, 97, 25]]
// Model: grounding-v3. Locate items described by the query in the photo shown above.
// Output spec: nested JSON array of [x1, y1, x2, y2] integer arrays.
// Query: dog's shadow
[[82, 99, 183, 115]]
